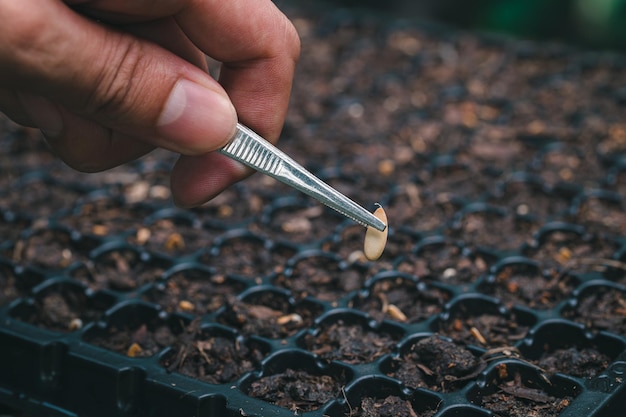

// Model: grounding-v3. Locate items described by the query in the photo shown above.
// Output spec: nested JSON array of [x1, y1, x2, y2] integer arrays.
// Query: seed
[[136, 227, 151, 245], [386, 304, 407, 322], [470, 326, 487, 345], [91, 224, 108, 236], [178, 300, 195, 312], [126, 342, 143, 358], [276, 313, 303, 325], [364, 205, 388, 261], [68, 318, 83, 331]]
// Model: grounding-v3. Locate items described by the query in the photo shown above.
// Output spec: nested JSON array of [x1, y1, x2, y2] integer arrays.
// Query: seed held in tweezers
[[364, 204, 388, 261]]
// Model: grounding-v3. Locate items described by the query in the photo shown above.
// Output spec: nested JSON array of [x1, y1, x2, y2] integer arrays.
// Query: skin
[[0, 0, 300, 207]]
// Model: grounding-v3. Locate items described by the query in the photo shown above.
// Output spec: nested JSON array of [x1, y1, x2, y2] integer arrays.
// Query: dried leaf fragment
[[364, 205, 388, 261]]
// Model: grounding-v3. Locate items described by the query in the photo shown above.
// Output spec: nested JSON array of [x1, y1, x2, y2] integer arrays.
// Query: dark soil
[[71, 248, 169, 292], [160, 322, 266, 384], [395, 240, 492, 286], [0, 263, 36, 306], [436, 311, 530, 348], [12, 285, 109, 332], [84, 318, 179, 358], [257, 203, 346, 245], [143, 268, 246, 315], [561, 285, 626, 335], [247, 368, 346, 412], [217, 292, 322, 339], [275, 253, 366, 302], [353, 395, 437, 417], [126, 217, 216, 258], [6, 227, 93, 271], [446, 208, 539, 252], [385, 335, 483, 392], [535, 346, 611, 378], [57, 198, 153, 239], [479, 263, 578, 310], [199, 234, 297, 281], [351, 277, 450, 323], [477, 367, 573, 417], [523, 229, 620, 276], [0, 177, 84, 220], [302, 320, 400, 364]]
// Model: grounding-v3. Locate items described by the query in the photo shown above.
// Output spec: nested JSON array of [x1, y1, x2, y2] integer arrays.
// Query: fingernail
[[157, 79, 237, 154], [18, 93, 63, 137]]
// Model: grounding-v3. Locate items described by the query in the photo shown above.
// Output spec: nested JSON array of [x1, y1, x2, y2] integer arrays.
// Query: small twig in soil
[[195, 341, 212, 365], [341, 387, 354, 417], [406, 400, 419, 417]]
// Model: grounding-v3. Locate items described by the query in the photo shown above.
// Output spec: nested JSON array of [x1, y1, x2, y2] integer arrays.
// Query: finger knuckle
[[83, 36, 148, 120], [282, 19, 301, 64], [0, 6, 54, 72]]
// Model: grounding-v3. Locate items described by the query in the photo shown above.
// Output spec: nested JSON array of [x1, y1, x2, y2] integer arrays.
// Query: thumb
[[0, 0, 237, 155]]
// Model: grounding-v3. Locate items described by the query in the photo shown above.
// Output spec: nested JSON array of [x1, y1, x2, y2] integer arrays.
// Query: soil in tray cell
[[199, 235, 296, 281], [352, 396, 437, 417], [247, 367, 347, 413], [436, 310, 531, 348], [71, 248, 169, 292], [0, 178, 85, 219], [0, 213, 30, 245], [144, 268, 246, 315], [217, 291, 321, 339], [12, 284, 110, 332], [534, 346, 611, 379], [160, 323, 266, 384], [7, 228, 92, 270], [127, 218, 215, 258], [192, 186, 263, 227], [0, 263, 39, 307], [395, 241, 491, 286], [85, 316, 179, 358], [275, 253, 366, 302], [561, 285, 626, 335], [351, 277, 449, 324], [383, 183, 460, 235], [486, 176, 572, 223], [475, 365, 573, 417], [446, 209, 538, 253], [479, 263, 578, 310], [385, 335, 483, 392], [258, 203, 345, 245], [570, 193, 626, 237], [523, 229, 619, 276], [58, 198, 153, 238], [302, 320, 400, 365]]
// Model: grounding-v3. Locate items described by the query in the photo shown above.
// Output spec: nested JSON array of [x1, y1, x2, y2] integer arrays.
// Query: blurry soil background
[[2, 2, 626, 417]]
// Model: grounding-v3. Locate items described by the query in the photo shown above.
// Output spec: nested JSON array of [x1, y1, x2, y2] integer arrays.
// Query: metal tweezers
[[218, 123, 387, 232]]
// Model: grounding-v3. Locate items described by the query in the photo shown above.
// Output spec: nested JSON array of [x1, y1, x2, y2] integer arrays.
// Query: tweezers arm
[[218, 123, 387, 232]]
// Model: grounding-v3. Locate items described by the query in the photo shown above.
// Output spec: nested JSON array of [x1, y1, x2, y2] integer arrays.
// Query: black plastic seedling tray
[[4, 3, 626, 417]]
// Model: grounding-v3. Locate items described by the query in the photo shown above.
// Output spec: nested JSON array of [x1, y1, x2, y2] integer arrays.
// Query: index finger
[[176, 0, 300, 140], [71, 0, 300, 140]]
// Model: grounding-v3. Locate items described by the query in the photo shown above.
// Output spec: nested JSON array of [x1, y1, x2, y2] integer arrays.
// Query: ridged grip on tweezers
[[219, 124, 387, 232], [220, 126, 282, 176]]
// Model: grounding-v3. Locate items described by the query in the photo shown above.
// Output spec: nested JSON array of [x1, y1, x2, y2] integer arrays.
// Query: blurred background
[[292, 0, 626, 51]]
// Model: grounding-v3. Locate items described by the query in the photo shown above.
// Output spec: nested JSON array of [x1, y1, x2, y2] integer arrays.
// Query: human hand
[[0, 0, 300, 206]]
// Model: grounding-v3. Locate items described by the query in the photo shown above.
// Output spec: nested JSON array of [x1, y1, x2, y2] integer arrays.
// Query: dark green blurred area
[[298, 0, 626, 52]]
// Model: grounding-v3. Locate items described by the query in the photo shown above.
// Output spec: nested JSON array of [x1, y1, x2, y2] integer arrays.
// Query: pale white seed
[[364, 206, 388, 261], [386, 304, 408, 322]]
